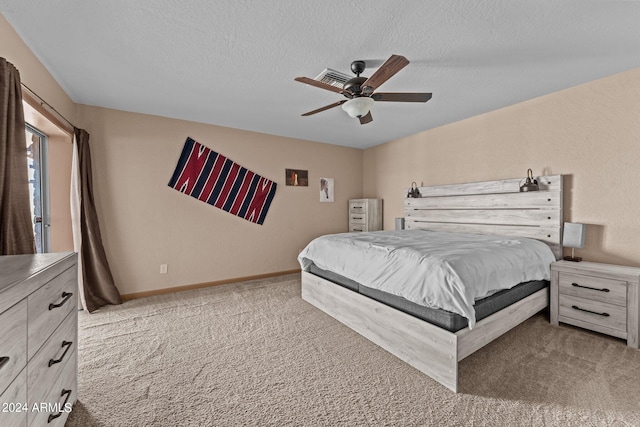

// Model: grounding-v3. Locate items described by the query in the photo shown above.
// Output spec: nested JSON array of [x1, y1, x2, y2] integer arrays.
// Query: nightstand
[[550, 260, 640, 348]]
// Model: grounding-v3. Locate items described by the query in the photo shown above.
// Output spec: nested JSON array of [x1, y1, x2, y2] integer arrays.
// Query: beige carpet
[[66, 274, 640, 426]]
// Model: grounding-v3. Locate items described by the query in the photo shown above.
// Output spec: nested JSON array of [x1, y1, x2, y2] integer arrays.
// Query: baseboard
[[120, 269, 301, 301]]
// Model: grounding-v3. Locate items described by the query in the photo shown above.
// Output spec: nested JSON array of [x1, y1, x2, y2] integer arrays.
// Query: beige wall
[[364, 67, 640, 267], [75, 105, 363, 295]]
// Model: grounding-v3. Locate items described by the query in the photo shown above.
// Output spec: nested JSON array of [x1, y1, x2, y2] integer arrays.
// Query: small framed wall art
[[285, 169, 308, 186], [320, 177, 334, 202]]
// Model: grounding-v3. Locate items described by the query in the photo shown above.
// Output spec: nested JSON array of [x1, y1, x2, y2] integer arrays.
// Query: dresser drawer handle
[[49, 292, 73, 310], [0, 356, 9, 370], [47, 389, 72, 423], [571, 305, 610, 317], [48, 341, 73, 367], [571, 282, 610, 292]]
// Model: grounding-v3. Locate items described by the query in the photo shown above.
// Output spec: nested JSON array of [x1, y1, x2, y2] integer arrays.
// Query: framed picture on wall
[[285, 169, 308, 186], [320, 177, 334, 202]]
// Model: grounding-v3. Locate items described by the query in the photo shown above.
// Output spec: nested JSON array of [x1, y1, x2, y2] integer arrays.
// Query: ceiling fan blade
[[301, 100, 346, 116], [361, 54, 410, 92], [371, 92, 432, 102], [295, 77, 343, 94], [359, 111, 373, 125]]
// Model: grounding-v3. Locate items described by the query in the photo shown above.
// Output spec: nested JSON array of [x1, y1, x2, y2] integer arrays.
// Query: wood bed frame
[[301, 175, 563, 392]]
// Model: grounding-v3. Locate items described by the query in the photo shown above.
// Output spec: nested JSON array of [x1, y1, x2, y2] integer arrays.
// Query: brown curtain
[[0, 58, 36, 255], [75, 128, 122, 312]]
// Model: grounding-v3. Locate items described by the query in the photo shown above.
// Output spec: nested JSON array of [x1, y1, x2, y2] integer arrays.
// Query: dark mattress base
[[307, 264, 548, 332]]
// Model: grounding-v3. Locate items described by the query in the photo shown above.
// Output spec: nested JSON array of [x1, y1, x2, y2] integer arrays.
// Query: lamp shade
[[341, 97, 374, 118], [563, 223, 586, 249]]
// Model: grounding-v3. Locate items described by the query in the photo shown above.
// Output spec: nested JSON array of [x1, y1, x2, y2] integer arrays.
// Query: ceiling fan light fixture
[[341, 97, 374, 118]]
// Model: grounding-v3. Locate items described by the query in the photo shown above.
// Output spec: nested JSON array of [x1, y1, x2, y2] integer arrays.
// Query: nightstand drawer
[[559, 294, 626, 332], [558, 272, 627, 306], [348, 224, 366, 232]]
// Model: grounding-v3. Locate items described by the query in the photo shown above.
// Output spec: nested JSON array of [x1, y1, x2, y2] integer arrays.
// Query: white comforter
[[298, 229, 555, 328]]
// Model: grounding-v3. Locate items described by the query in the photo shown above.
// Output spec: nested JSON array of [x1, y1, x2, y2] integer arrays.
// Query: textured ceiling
[[2, 1, 640, 149]]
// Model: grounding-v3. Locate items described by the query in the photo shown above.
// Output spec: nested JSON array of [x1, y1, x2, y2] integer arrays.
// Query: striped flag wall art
[[168, 137, 277, 225]]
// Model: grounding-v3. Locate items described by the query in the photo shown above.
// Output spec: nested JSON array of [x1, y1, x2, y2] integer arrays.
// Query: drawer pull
[[571, 305, 610, 317], [47, 389, 72, 423], [352, 206, 362, 209], [49, 292, 73, 310], [0, 356, 9, 370], [48, 341, 73, 367], [571, 282, 610, 292]]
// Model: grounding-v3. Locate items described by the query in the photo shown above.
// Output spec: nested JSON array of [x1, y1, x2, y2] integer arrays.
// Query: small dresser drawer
[[559, 294, 627, 332], [348, 224, 367, 232], [0, 368, 28, 427], [28, 310, 76, 408], [27, 267, 76, 360], [349, 200, 368, 214], [559, 272, 626, 306], [28, 351, 76, 427], [0, 300, 27, 396], [349, 214, 366, 224]]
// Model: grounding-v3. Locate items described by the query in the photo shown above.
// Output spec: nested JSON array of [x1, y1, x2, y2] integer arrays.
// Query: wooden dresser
[[0, 253, 78, 427], [348, 198, 382, 232], [550, 260, 640, 348]]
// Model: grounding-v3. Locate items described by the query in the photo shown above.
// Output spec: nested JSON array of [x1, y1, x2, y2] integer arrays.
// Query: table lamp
[[562, 222, 586, 262]]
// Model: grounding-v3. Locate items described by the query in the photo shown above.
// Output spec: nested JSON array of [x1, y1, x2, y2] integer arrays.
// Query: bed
[[299, 175, 563, 392]]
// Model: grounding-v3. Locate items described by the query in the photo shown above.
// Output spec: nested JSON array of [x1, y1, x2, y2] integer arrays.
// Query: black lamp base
[[563, 256, 582, 262]]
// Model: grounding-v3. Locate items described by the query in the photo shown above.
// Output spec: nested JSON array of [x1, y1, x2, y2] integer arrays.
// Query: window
[[25, 123, 50, 253]]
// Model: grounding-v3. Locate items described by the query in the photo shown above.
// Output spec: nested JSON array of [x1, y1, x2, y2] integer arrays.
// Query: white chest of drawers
[[348, 198, 382, 232], [550, 260, 640, 348], [0, 253, 78, 427]]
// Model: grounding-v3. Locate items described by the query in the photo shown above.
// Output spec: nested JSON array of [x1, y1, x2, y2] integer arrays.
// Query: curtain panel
[[0, 58, 36, 255], [73, 128, 121, 312]]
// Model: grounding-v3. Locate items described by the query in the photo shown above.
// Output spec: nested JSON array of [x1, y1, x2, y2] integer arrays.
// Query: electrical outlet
[[160, 264, 168, 274]]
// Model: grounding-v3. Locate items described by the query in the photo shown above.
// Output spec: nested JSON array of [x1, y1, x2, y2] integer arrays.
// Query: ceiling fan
[[295, 54, 432, 125]]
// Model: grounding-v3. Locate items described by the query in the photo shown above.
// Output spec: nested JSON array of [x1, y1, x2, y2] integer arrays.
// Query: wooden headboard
[[403, 175, 563, 259]]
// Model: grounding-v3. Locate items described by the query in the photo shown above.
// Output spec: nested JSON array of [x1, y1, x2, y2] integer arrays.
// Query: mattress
[[308, 263, 548, 333], [299, 229, 555, 328]]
